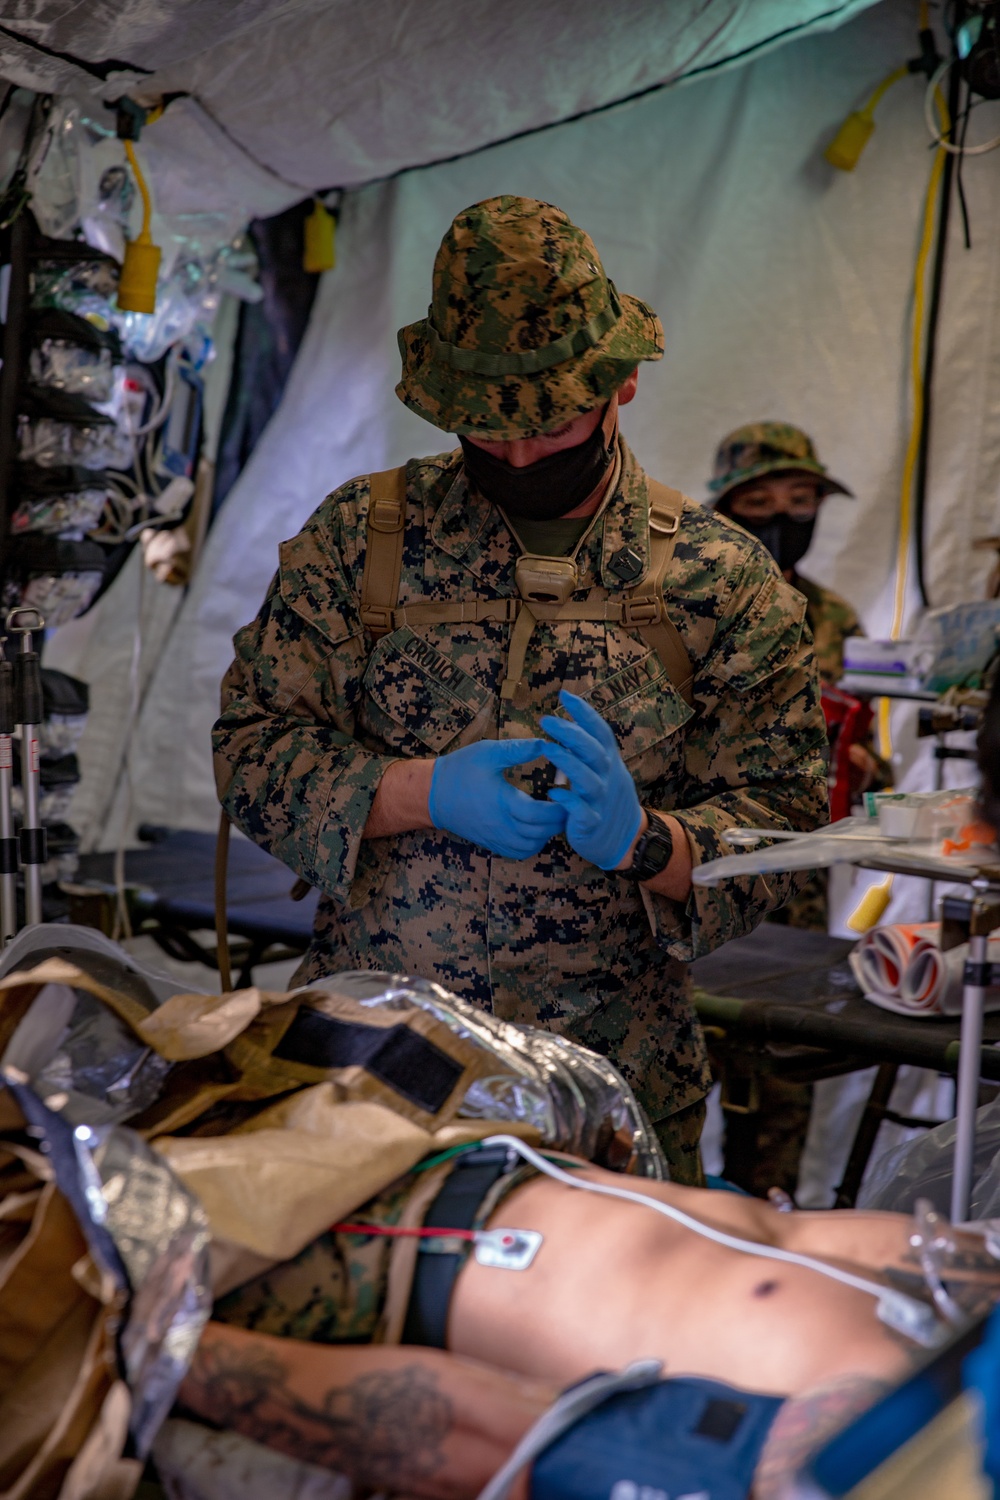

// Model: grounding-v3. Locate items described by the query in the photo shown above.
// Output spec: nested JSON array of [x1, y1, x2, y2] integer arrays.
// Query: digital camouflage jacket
[[794, 570, 892, 786], [213, 440, 829, 1121]]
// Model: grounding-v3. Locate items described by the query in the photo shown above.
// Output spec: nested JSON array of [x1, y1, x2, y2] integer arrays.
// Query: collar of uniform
[[586, 436, 651, 592], [427, 438, 651, 590], [427, 450, 518, 582]]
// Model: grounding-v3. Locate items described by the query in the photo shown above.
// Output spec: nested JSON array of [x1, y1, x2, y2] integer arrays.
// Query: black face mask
[[730, 512, 817, 574], [459, 415, 616, 520]]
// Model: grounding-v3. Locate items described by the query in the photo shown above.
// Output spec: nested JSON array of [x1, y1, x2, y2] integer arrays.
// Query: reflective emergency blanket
[[0, 929, 665, 1493], [0, 929, 663, 1179], [0, 1074, 210, 1496], [312, 969, 665, 1178]]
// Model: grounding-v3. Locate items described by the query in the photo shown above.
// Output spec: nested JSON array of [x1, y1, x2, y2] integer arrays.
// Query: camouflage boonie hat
[[707, 421, 853, 503], [396, 195, 664, 438]]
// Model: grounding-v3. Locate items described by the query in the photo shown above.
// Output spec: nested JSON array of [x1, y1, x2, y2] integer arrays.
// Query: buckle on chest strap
[[621, 596, 662, 627], [515, 555, 579, 606], [369, 496, 405, 533], [360, 604, 395, 634]]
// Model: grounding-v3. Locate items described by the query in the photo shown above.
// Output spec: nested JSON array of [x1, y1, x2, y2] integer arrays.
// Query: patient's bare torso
[[449, 1168, 918, 1398]]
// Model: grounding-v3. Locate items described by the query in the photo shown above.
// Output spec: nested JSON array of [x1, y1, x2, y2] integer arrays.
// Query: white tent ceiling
[[3, 1, 881, 206]]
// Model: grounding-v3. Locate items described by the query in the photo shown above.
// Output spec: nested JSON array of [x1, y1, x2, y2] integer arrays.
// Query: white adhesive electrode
[[474, 1227, 543, 1270]]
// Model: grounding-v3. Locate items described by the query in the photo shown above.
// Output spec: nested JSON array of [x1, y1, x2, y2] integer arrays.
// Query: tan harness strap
[[374, 597, 520, 630], [356, 464, 694, 705], [501, 481, 693, 706], [359, 466, 408, 637], [500, 602, 538, 701], [377, 1162, 454, 1345], [629, 479, 694, 706]]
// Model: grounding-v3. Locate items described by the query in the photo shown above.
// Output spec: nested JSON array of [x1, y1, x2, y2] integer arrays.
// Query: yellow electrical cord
[[824, 64, 910, 171], [848, 41, 946, 935], [118, 138, 162, 314], [123, 139, 153, 244], [876, 81, 951, 763], [866, 63, 911, 116]]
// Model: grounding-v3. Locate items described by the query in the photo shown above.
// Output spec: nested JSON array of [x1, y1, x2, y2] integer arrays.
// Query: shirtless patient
[[177, 1147, 1000, 1499]]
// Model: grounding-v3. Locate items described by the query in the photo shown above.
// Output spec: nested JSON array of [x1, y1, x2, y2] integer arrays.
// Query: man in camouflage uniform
[[706, 423, 890, 1196], [213, 198, 828, 1183]]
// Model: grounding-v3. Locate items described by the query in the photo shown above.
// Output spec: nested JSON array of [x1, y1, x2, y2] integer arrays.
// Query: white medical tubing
[[924, 59, 1000, 156]]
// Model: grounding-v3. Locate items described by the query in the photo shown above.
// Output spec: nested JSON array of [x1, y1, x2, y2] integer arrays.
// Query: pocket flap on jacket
[[279, 531, 361, 649], [583, 651, 694, 763], [362, 626, 491, 753]]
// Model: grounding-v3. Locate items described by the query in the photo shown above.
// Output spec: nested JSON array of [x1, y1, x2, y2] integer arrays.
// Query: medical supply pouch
[[17, 412, 131, 473], [10, 483, 107, 537], [38, 668, 89, 759], [30, 238, 120, 322], [11, 462, 110, 538], [530, 1374, 783, 1500], [4, 535, 109, 626]]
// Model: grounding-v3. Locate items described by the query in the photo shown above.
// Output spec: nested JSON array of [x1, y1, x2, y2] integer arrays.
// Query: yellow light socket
[[303, 200, 336, 273], [117, 238, 162, 314], [824, 110, 875, 172]]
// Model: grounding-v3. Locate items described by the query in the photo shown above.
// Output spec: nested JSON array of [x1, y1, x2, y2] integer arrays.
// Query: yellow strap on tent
[[876, 83, 951, 768]]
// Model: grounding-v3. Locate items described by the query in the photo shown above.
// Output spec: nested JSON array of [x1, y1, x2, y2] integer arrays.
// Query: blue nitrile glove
[[539, 690, 643, 870], [429, 738, 567, 859]]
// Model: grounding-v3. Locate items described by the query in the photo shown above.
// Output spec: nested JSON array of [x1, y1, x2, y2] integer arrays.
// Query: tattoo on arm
[[752, 1376, 893, 1500], [180, 1339, 453, 1491]]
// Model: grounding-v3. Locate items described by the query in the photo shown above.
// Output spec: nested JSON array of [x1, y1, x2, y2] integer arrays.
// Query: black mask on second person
[[459, 411, 616, 521], [729, 512, 817, 574]]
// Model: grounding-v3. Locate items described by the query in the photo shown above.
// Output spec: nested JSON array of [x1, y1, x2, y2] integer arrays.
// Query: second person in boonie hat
[[214, 197, 829, 1187], [707, 420, 857, 682]]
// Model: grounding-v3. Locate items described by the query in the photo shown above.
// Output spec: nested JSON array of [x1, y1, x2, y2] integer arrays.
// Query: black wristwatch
[[618, 810, 674, 883]]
